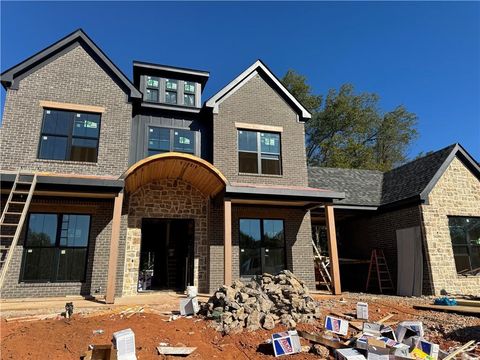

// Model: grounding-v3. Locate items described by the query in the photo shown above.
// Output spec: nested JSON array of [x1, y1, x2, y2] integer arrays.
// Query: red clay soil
[[1, 295, 479, 360]]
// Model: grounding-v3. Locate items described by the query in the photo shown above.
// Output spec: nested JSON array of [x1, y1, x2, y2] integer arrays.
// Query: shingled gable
[[308, 143, 480, 208], [1, 28, 142, 100], [205, 59, 312, 121]]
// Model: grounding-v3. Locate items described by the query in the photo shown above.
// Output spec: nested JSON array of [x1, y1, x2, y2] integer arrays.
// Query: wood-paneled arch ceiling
[[123, 152, 228, 198]]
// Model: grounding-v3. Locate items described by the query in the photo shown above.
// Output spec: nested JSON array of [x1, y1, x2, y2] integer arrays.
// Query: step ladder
[[365, 249, 394, 293], [312, 239, 332, 292], [0, 171, 37, 288]]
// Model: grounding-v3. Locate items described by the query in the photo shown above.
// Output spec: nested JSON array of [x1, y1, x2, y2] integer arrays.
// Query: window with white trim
[[238, 130, 282, 175]]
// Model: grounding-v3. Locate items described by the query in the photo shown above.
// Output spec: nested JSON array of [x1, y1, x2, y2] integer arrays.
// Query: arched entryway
[[122, 153, 228, 295]]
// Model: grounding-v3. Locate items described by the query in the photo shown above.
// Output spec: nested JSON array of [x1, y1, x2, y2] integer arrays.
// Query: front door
[[139, 219, 194, 291]]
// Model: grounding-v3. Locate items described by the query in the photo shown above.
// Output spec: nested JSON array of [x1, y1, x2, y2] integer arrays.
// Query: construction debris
[[271, 330, 302, 357], [81, 344, 116, 360], [156, 346, 197, 356], [357, 302, 369, 320], [112, 328, 137, 360], [202, 270, 322, 333], [325, 315, 349, 336]]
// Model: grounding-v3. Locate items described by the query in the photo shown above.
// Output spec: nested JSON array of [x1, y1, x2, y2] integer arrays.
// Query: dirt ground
[[1, 293, 479, 360]]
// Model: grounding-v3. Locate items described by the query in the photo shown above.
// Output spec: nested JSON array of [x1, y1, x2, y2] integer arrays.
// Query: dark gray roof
[[308, 143, 480, 208], [308, 167, 383, 206], [1, 29, 142, 99]]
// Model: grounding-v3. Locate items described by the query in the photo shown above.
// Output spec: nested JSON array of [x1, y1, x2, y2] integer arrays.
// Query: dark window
[[239, 219, 285, 276], [38, 109, 100, 162], [184, 81, 196, 107], [238, 130, 281, 175], [165, 79, 178, 104], [448, 217, 480, 273], [22, 213, 90, 282], [147, 126, 196, 156]]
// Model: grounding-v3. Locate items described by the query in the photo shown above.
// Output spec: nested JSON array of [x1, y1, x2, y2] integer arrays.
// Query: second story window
[[165, 79, 178, 104], [148, 127, 195, 156], [145, 76, 159, 102], [184, 81, 195, 107], [38, 109, 101, 163], [238, 130, 282, 175]]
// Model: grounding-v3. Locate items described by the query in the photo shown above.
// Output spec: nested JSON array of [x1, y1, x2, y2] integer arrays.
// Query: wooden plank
[[105, 192, 124, 304], [234, 122, 284, 133], [443, 340, 475, 360], [298, 330, 346, 349], [377, 314, 393, 324], [455, 299, 480, 307], [224, 199, 232, 286], [157, 346, 197, 355], [413, 304, 480, 315], [325, 204, 341, 295], [39, 100, 106, 113]]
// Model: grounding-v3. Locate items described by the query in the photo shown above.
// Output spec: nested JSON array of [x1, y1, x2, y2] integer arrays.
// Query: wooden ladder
[[312, 239, 332, 292], [0, 171, 37, 288], [365, 249, 394, 293]]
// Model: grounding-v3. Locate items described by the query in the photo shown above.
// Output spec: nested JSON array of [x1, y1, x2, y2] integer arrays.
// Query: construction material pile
[[202, 270, 322, 333]]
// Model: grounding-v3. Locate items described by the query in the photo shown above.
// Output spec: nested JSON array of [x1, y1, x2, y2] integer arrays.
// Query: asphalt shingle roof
[[308, 144, 461, 207]]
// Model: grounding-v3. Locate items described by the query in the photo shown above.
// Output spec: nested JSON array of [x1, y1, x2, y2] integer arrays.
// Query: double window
[[448, 216, 480, 274], [22, 213, 90, 282], [38, 109, 101, 162], [148, 126, 196, 156], [239, 219, 285, 276], [238, 130, 282, 175]]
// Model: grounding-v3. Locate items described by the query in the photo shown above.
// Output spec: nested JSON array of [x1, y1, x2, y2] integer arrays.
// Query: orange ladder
[[365, 249, 394, 293]]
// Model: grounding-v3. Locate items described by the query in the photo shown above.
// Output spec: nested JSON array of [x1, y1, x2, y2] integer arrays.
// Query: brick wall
[[421, 156, 480, 295], [0, 197, 116, 299], [123, 179, 209, 295], [212, 73, 309, 187], [0, 44, 132, 177], [332, 206, 428, 293]]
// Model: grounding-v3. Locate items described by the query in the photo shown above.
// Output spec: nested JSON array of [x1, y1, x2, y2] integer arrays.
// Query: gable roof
[[205, 60, 311, 121], [1, 28, 142, 99], [308, 143, 480, 208]]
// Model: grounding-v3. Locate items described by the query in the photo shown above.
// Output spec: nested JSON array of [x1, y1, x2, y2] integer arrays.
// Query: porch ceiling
[[123, 152, 228, 198]]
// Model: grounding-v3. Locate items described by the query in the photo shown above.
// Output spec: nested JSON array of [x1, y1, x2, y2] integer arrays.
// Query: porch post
[[105, 191, 124, 304], [224, 198, 232, 286], [325, 203, 341, 295]]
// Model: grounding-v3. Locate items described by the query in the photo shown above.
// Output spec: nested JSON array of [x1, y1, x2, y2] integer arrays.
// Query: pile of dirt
[[203, 270, 322, 333]]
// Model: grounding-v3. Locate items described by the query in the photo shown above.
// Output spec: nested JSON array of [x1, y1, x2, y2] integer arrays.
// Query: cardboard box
[[410, 348, 434, 360], [357, 302, 369, 320], [415, 339, 439, 360], [112, 329, 136, 360], [367, 345, 390, 360], [179, 297, 199, 316], [363, 323, 382, 337], [356, 334, 375, 350], [271, 330, 301, 357], [336, 348, 367, 360], [395, 322, 424, 343], [325, 315, 349, 336]]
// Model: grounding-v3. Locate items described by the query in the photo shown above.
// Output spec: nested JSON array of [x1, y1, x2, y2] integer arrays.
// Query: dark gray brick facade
[[212, 73, 309, 187], [0, 44, 132, 177]]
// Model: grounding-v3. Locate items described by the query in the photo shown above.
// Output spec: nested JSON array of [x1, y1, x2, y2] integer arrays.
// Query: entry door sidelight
[[239, 219, 285, 276]]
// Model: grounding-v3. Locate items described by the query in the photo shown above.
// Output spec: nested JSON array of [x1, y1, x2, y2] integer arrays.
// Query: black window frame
[[184, 81, 196, 107], [165, 78, 178, 105], [239, 218, 286, 277], [145, 76, 160, 102], [238, 129, 282, 175], [21, 213, 91, 283], [147, 126, 196, 156], [448, 216, 480, 274], [37, 108, 101, 163]]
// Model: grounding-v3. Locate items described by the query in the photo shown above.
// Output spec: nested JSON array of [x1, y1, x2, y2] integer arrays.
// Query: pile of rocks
[[202, 270, 322, 333]]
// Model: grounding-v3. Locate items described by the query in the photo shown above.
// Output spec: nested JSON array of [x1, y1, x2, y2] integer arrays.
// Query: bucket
[[186, 286, 198, 298]]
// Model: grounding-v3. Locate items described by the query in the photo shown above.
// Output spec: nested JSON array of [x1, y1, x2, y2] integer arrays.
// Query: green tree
[[282, 70, 418, 171]]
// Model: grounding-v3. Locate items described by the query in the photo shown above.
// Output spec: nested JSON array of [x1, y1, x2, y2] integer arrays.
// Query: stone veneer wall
[[421, 156, 480, 295], [123, 179, 209, 295]]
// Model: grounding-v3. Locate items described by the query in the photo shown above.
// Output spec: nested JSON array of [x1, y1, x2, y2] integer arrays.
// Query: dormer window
[[145, 76, 159, 102], [165, 79, 178, 104], [184, 81, 195, 107]]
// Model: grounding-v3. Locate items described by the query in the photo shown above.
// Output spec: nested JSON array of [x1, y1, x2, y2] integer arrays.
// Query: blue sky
[[1, 1, 479, 160]]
